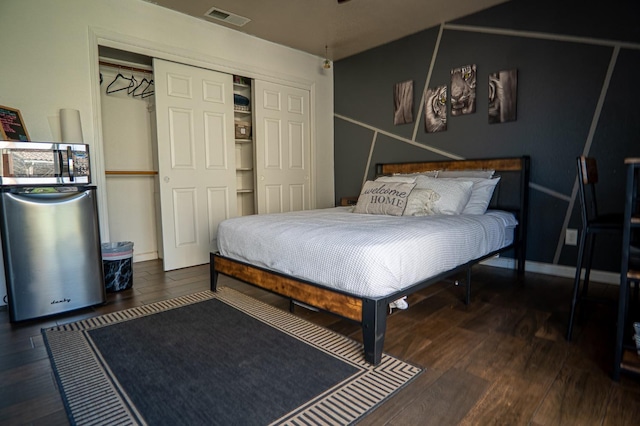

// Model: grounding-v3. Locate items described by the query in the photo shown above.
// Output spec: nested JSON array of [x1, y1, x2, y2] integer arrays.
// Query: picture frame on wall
[[450, 64, 476, 116], [424, 85, 447, 133], [488, 69, 518, 124], [393, 80, 414, 125], [0, 105, 30, 141]]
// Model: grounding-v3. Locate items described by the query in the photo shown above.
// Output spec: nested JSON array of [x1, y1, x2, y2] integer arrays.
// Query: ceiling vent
[[204, 7, 251, 27]]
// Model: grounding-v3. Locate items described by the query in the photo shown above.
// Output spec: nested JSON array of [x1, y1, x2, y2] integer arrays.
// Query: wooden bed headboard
[[376, 156, 531, 272]]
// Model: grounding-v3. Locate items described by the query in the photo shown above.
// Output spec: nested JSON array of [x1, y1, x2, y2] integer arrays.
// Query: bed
[[210, 156, 530, 365]]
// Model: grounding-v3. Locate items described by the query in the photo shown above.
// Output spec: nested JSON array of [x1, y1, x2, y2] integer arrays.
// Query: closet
[[98, 47, 311, 271], [99, 50, 160, 264]]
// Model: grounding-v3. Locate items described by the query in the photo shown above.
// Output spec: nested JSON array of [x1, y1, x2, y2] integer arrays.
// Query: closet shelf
[[105, 170, 158, 176]]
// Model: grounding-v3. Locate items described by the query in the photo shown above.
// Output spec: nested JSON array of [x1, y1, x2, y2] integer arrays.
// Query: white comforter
[[215, 207, 517, 298]]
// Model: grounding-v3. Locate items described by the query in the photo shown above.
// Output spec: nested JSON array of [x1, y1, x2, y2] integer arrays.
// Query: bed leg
[[517, 251, 526, 277], [210, 253, 219, 292], [465, 268, 472, 305], [362, 299, 386, 365], [515, 229, 527, 278]]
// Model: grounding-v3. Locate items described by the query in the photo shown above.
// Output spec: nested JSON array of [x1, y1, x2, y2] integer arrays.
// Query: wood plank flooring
[[1, 260, 639, 425]]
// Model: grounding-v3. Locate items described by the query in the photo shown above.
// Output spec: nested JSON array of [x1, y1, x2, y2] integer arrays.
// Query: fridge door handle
[[56, 150, 63, 177], [67, 146, 75, 182]]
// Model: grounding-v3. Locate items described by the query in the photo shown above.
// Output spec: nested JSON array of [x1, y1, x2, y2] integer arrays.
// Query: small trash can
[[101, 241, 134, 292]]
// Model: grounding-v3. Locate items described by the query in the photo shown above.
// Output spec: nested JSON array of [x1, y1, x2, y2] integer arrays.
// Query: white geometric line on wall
[[334, 113, 462, 160]]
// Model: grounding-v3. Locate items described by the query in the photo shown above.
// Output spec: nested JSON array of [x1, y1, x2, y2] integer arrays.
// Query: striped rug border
[[43, 287, 423, 426]]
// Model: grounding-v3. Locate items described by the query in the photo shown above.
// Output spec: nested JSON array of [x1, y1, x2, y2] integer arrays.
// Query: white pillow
[[353, 180, 415, 216], [437, 170, 495, 179], [413, 175, 473, 215], [437, 177, 501, 215], [403, 188, 441, 216], [395, 170, 439, 178], [375, 175, 416, 183]]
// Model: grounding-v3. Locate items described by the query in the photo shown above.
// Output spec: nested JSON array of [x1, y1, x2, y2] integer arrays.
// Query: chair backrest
[[577, 156, 599, 224]]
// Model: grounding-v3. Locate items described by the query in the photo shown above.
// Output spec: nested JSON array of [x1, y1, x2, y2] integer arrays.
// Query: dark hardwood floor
[[1, 260, 639, 425]]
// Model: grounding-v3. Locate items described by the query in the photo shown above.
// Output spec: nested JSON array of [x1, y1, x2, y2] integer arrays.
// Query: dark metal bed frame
[[210, 156, 530, 365]]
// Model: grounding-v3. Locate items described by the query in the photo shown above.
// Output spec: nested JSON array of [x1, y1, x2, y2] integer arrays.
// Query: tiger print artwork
[[424, 85, 447, 133], [489, 69, 518, 124], [450, 64, 476, 116]]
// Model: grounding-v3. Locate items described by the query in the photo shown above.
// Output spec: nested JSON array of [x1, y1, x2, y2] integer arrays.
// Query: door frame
[[87, 27, 317, 242]]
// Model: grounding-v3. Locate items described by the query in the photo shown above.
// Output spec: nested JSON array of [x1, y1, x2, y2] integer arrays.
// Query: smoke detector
[[204, 7, 251, 27]]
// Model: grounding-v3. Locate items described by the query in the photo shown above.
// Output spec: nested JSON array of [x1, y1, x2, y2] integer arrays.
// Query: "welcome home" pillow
[[353, 180, 416, 216]]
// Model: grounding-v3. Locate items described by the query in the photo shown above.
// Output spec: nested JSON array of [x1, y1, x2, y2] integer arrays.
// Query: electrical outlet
[[565, 228, 578, 246]]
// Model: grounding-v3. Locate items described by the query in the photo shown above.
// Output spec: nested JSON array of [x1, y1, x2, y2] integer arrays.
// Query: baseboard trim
[[481, 256, 620, 285], [133, 252, 158, 263]]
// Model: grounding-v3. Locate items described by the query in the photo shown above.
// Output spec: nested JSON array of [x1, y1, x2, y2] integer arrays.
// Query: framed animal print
[[450, 64, 476, 116], [424, 85, 447, 133]]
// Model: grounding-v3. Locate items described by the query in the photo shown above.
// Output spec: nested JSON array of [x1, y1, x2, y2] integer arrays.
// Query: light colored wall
[[0, 0, 334, 305], [0, 0, 334, 214]]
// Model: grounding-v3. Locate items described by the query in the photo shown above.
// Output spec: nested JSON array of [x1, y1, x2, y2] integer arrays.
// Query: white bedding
[[215, 207, 517, 298]]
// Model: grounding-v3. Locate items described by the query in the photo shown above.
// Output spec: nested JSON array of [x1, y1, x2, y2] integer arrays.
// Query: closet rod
[[99, 60, 152, 75]]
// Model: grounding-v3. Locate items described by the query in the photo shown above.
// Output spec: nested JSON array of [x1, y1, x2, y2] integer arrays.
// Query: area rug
[[43, 287, 422, 425]]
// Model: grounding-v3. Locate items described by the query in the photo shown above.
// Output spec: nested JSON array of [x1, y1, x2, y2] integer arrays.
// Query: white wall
[[0, 0, 334, 306], [0, 0, 334, 212]]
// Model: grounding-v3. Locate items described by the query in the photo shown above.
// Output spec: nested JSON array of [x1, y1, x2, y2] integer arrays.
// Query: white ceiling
[[145, 0, 508, 61]]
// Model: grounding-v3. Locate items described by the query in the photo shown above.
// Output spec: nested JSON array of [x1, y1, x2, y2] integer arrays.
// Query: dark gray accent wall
[[333, 0, 640, 272]]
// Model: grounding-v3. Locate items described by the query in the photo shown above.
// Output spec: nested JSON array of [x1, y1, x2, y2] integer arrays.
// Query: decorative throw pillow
[[403, 188, 441, 216], [437, 169, 495, 179], [353, 180, 415, 216], [413, 175, 473, 215]]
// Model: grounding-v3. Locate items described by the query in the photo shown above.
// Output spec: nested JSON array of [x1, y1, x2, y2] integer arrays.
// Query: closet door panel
[[207, 186, 231, 243], [154, 58, 236, 271], [168, 107, 195, 169], [264, 184, 283, 214], [203, 80, 225, 103], [255, 81, 310, 214], [288, 121, 304, 169], [263, 118, 282, 169], [166, 74, 193, 98], [172, 188, 198, 246], [204, 112, 229, 170], [289, 184, 305, 212]]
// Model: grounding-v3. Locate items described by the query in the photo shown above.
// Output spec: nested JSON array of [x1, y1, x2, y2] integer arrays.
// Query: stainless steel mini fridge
[[0, 141, 105, 322]]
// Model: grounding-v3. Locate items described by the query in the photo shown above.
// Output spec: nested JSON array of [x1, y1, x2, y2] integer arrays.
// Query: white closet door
[[154, 59, 236, 271], [254, 81, 311, 214]]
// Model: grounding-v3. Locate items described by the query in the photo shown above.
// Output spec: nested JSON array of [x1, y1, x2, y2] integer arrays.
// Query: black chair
[[566, 156, 623, 341]]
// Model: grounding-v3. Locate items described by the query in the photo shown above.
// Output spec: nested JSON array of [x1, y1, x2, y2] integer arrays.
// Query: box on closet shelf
[[235, 121, 251, 139]]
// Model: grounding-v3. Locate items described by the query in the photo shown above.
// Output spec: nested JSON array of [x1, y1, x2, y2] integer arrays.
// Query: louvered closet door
[[254, 81, 311, 214], [154, 59, 236, 271]]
